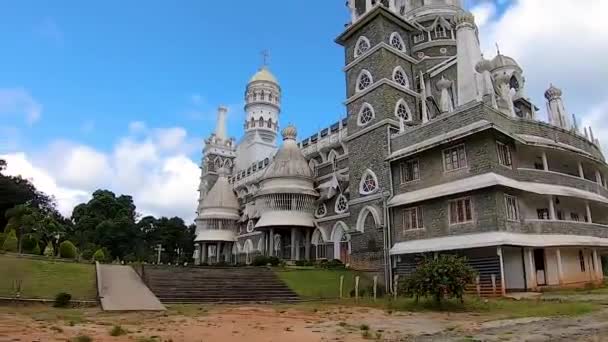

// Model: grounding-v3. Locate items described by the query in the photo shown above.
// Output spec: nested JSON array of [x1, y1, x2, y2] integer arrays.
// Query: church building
[[193, 0, 608, 294]]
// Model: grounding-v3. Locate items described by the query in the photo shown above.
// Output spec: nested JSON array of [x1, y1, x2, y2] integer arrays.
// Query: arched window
[[328, 150, 338, 163], [389, 32, 406, 52], [315, 203, 327, 218], [246, 220, 255, 233], [356, 70, 373, 92], [258, 117, 264, 127], [393, 66, 409, 88], [395, 99, 412, 121], [435, 25, 447, 39], [311, 229, 327, 260], [354, 36, 371, 57], [359, 169, 379, 195], [357, 103, 375, 126], [267, 118, 273, 128], [309, 158, 318, 176], [268, 93, 273, 102], [250, 117, 255, 128], [335, 194, 349, 214]]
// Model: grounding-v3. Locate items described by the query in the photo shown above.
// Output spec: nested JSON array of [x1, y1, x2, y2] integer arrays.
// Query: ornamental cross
[[261, 49, 270, 66], [155, 244, 165, 264]]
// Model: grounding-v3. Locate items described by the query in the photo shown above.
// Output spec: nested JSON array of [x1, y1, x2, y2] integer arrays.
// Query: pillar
[[541, 152, 549, 171], [596, 170, 602, 185], [578, 162, 585, 179], [497, 247, 506, 295], [217, 242, 221, 263], [291, 228, 296, 260], [365, 0, 372, 12], [305, 229, 311, 261], [556, 248, 564, 285], [199, 243, 203, 265], [202, 243, 208, 263], [526, 248, 537, 290], [269, 229, 274, 257], [549, 196, 556, 220], [586, 202, 593, 224]]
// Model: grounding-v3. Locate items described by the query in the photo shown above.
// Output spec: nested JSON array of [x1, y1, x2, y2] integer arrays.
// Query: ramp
[[97, 263, 165, 311]]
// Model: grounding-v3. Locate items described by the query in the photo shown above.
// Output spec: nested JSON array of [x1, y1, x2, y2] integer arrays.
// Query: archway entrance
[[331, 222, 351, 264]]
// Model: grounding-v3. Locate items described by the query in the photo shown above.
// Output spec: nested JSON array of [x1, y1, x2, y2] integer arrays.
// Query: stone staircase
[[140, 266, 299, 304]]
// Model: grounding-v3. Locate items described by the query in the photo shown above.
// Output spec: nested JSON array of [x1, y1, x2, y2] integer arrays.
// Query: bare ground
[[0, 303, 607, 342]]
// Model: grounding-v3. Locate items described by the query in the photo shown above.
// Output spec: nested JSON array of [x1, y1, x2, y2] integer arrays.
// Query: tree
[[399, 255, 477, 304], [1, 230, 18, 252], [59, 240, 77, 259]]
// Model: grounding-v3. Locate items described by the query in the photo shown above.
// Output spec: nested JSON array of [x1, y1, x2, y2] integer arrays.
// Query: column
[[198, 243, 203, 265], [542, 152, 549, 171], [202, 243, 208, 264], [305, 230, 311, 261], [578, 162, 585, 179], [291, 228, 296, 260], [549, 196, 556, 220], [365, 0, 372, 12], [269, 229, 274, 257], [586, 202, 593, 223], [497, 247, 506, 295], [526, 248, 537, 290], [592, 249, 600, 281], [217, 242, 222, 263], [596, 170, 602, 185], [556, 248, 564, 285]]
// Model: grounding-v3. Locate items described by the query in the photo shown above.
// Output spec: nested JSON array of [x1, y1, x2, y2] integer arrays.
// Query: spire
[[545, 84, 571, 130], [214, 106, 228, 141]]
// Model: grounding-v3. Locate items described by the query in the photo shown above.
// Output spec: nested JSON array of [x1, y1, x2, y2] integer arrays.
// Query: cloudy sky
[[1, 0, 607, 222]]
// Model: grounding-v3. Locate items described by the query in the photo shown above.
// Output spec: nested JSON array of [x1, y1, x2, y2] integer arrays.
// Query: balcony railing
[[517, 168, 608, 199], [517, 219, 608, 239]]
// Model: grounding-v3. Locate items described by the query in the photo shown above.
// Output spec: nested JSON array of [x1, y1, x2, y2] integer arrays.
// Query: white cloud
[[128, 121, 147, 134], [476, 0, 608, 132], [3, 124, 201, 221], [0, 88, 42, 124], [470, 1, 496, 28]]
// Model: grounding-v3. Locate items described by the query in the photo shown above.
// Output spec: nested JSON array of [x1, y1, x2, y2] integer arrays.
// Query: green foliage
[[399, 255, 477, 304], [92, 249, 105, 262], [53, 292, 72, 308], [30, 243, 41, 255], [252, 255, 269, 266], [1, 230, 18, 252], [0, 232, 5, 247], [71, 335, 92, 342], [267, 256, 281, 266], [59, 240, 78, 259], [318, 259, 345, 269], [295, 259, 314, 266], [21, 234, 39, 253], [109, 325, 128, 336]]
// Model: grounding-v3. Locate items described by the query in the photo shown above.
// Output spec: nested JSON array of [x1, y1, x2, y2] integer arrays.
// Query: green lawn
[[0, 254, 96, 300], [275, 268, 375, 299]]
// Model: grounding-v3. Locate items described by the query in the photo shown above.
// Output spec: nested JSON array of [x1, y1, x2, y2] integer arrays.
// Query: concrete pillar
[[549, 196, 556, 220], [269, 229, 274, 257], [291, 228, 296, 260], [202, 243, 208, 263], [526, 248, 537, 290], [542, 152, 549, 171], [305, 230, 311, 261], [199, 243, 203, 265], [365, 0, 372, 12], [596, 170, 602, 185], [593, 249, 600, 281], [578, 162, 585, 179], [586, 202, 593, 224], [497, 247, 506, 295], [217, 242, 222, 263], [556, 248, 564, 285]]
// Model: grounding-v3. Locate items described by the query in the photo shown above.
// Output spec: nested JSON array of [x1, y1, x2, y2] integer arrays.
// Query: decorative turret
[[476, 57, 498, 109], [545, 84, 572, 130], [490, 50, 526, 100], [494, 72, 516, 116], [436, 76, 454, 113], [454, 11, 482, 106]]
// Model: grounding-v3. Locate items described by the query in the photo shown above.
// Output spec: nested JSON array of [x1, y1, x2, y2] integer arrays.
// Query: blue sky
[[2, 0, 607, 220]]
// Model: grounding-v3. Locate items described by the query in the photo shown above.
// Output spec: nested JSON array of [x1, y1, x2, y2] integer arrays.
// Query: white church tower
[[234, 64, 281, 171]]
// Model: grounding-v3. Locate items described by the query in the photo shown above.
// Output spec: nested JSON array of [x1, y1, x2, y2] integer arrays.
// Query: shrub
[[109, 325, 127, 336], [71, 335, 92, 342], [252, 255, 269, 266], [59, 240, 78, 259], [54, 292, 72, 308], [399, 255, 476, 304], [320, 259, 345, 269], [214, 261, 228, 267], [30, 243, 41, 255], [0, 233, 5, 247], [21, 234, 39, 252], [1, 230, 18, 252], [295, 259, 314, 266], [267, 256, 281, 266], [92, 249, 106, 262]]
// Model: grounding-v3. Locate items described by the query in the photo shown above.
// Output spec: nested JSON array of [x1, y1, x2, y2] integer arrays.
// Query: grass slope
[[275, 268, 374, 299], [0, 254, 96, 300]]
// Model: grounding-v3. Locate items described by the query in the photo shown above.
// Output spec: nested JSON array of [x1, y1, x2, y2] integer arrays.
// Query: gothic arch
[[354, 36, 371, 57], [244, 239, 254, 264], [327, 149, 339, 163], [355, 205, 382, 232], [356, 69, 373, 93], [395, 99, 413, 121], [330, 221, 351, 261], [257, 236, 265, 253], [389, 32, 406, 52], [392, 66, 410, 88], [359, 169, 379, 195], [357, 102, 376, 127], [311, 227, 329, 245]]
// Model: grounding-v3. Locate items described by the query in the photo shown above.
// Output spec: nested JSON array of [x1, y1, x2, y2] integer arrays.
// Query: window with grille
[[315, 203, 327, 218], [400, 159, 420, 183], [537, 208, 550, 220], [497, 142, 512, 167], [393, 67, 409, 87], [357, 70, 373, 92], [403, 207, 424, 231], [395, 99, 411, 121], [355, 36, 371, 57], [443, 145, 467, 171], [389, 32, 405, 51], [434, 26, 447, 38], [413, 33, 425, 44], [335, 194, 349, 214], [449, 198, 473, 224], [359, 170, 378, 195], [505, 195, 519, 221], [357, 103, 375, 126], [246, 220, 255, 233]]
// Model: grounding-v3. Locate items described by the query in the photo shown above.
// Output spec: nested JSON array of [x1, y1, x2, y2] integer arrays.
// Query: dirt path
[[1, 304, 607, 342]]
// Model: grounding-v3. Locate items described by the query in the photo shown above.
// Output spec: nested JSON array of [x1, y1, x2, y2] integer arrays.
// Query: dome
[[475, 58, 493, 73], [491, 54, 520, 70], [262, 125, 313, 180], [249, 66, 278, 84], [198, 168, 239, 220], [544, 84, 563, 100]]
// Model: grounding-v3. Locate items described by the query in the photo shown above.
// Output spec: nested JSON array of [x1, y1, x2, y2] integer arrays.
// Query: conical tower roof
[[197, 168, 239, 220]]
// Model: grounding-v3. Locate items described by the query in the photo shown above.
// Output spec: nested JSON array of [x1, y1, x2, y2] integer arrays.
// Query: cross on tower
[[261, 49, 270, 66]]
